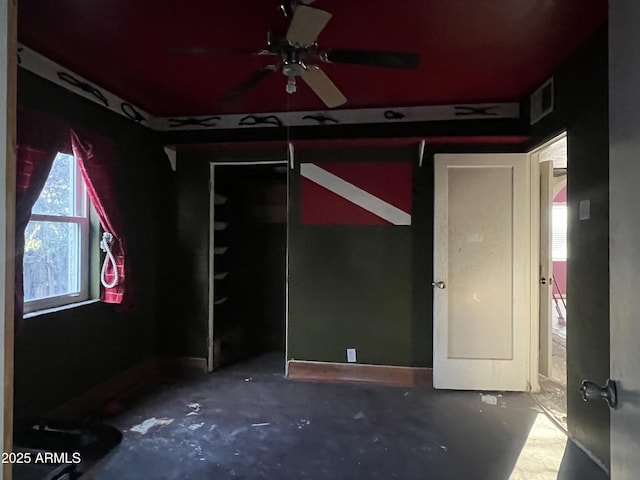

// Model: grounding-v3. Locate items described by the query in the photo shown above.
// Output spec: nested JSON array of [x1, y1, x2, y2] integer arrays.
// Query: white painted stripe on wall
[[300, 163, 411, 225]]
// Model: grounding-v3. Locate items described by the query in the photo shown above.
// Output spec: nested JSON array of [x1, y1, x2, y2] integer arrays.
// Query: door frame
[[528, 132, 567, 389], [207, 160, 289, 373], [1, 3, 17, 478], [537, 158, 553, 378]]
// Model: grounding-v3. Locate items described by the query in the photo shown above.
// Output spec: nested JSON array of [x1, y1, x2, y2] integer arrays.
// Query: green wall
[[289, 226, 414, 365], [528, 28, 610, 467], [14, 70, 171, 419], [288, 146, 432, 367]]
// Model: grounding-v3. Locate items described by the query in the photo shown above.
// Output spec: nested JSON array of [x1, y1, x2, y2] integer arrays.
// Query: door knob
[[579, 379, 617, 409], [540, 277, 547, 285], [432, 281, 447, 289]]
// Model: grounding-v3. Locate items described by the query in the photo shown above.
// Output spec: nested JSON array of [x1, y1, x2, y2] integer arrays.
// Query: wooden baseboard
[[287, 360, 432, 388], [157, 356, 208, 375], [46, 356, 208, 420]]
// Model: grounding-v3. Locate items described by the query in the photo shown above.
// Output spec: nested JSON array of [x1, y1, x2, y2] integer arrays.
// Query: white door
[[610, 3, 640, 477], [433, 154, 532, 391]]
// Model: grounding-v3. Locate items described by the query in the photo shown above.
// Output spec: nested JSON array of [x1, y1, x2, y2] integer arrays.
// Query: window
[[552, 203, 567, 261], [23, 152, 90, 312]]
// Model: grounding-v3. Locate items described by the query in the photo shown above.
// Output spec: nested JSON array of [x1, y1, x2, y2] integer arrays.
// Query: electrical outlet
[[347, 348, 357, 363]]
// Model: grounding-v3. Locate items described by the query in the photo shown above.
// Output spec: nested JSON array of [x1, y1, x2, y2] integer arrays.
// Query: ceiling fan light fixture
[[285, 77, 297, 94]]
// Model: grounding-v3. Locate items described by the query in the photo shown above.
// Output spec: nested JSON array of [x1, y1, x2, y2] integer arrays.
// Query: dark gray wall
[[528, 28, 610, 467], [14, 70, 171, 419], [166, 158, 210, 359]]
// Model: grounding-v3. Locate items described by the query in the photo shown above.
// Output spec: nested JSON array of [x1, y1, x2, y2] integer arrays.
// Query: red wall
[[553, 261, 567, 296]]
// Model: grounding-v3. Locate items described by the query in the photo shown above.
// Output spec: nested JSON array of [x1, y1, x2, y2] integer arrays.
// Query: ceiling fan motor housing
[[282, 61, 306, 77]]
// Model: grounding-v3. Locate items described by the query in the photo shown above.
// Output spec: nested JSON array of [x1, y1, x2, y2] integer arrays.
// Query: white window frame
[[23, 153, 90, 313]]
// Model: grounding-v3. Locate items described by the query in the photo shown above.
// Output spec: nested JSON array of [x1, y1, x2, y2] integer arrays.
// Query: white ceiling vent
[[530, 77, 554, 125]]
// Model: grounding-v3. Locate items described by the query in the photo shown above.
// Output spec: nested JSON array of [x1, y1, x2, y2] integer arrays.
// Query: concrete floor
[[93, 352, 607, 480], [536, 300, 568, 429], [551, 298, 567, 384]]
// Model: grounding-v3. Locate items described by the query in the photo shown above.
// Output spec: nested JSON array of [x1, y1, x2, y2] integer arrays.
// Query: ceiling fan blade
[[320, 48, 420, 69], [300, 65, 347, 109], [286, 5, 332, 46], [222, 66, 277, 102]]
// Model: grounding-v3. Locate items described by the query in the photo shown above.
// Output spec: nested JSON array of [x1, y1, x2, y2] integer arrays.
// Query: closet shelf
[[214, 194, 228, 205], [214, 296, 228, 306]]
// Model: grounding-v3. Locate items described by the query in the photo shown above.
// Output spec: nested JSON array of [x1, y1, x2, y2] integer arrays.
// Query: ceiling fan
[[178, 1, 420, 109]]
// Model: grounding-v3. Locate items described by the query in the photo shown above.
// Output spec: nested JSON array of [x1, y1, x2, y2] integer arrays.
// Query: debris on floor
[[188, 422, 205, 431], [481, 394, 498, 405], [354, 411, 366, 420], [296, 419, 311, 429], [251, 422, 271, 427], [187, 402, 200, 412], [130, 417, 174, 434], [440, 445, 448, 452], [480, 393, 502, 406]]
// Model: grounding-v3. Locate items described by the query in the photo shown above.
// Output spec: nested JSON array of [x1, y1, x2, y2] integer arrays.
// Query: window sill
[[24, 299, 100, 319]]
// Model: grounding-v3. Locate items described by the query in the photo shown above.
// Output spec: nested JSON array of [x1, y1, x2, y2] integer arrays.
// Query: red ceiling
[[18, 0, 607, 117]]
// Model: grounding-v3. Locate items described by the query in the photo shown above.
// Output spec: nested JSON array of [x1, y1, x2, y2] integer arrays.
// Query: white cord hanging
[[100, 232, 119, 288]]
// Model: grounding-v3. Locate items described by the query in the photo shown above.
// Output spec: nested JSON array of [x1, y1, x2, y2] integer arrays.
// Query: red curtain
[[15, 108, 71, 328], [15, 146, 58, 326], [70, 130, 130, 306]]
